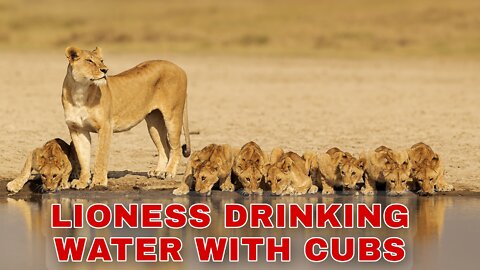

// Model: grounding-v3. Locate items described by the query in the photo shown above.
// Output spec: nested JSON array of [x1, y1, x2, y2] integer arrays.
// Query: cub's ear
[[281, 157, 293, 173], [92, 46, 103, 58], [432, 154, 439, 161], [65, 46, 81, 62], [357, 158, 366, 169]]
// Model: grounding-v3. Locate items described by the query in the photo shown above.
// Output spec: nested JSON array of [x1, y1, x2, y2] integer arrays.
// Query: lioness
[[173, 144, 235, 195], [7, 139, 78, 193], [265, 148, 318, 196], [408, 142, 453, 195], [361, 146, 411, 196], [232, 141, 267, 195], [62, 47, 191, 189]]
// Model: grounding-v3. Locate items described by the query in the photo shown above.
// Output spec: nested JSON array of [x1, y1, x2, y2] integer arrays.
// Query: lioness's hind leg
[[146, 110, 170, 179], [164, 110, 183, 179]]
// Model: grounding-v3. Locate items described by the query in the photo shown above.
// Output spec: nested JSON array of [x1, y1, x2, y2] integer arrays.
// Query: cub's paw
[[59, 181, 71, 190], [322, 189, 334, 195], [361, 188, 375, 196], [173, 184, 189, 195], [436, 183, 454, 192], [6, 180, 22, 193], [148, 170, 167, 180], [308, 185, 319, 194], [220, 182, 235, 192]]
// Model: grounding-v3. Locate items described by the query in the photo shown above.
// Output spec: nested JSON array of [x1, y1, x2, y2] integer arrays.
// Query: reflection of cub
[[173, 144, 235, 195], [361, 146, 411, 196], [408, 142, 453, 195], [232, 141, 267, 195], [7, 139, 78, 193], [265, 148, 318, 196], [304, 148, 365, 194]]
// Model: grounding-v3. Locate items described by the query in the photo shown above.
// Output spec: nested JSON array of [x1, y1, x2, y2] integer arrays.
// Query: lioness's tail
[[182, 98, 191, 157]]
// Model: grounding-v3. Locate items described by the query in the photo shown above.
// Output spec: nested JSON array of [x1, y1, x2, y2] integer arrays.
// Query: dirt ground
[[0, 52, 479, 193]]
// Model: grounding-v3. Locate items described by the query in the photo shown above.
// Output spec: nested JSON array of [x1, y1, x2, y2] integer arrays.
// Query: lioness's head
[[265, 157, 293, 195], [340, 157, 366, 190], [65, 46, 108, 86], [194, 160, 220, 195], [381, 150, 412, 196]]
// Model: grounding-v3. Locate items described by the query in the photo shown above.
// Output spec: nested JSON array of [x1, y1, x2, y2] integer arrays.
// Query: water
[[1, 191, 479, 270]]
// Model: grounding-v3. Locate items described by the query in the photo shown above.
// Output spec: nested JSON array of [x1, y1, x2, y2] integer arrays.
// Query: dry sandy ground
[[0, 52, 479, 192]]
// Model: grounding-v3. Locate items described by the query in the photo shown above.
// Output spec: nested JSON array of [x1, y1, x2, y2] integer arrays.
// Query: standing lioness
[[62, 46, 191, 189]]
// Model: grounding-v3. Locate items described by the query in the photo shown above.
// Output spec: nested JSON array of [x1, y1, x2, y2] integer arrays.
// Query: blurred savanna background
[[1, 0, 480, 58], [0, 0, 479, 192]]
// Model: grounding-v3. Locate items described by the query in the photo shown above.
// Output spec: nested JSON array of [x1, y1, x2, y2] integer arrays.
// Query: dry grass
[[0, 0, 479, 58]]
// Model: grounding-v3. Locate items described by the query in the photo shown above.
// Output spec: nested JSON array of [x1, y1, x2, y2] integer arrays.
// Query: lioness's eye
[[53, 174, 58, 178], [86, 59, 94, 63], [351, 172, 356, 176], [402, 179, 406, 183], [41, 174, 46, 178]]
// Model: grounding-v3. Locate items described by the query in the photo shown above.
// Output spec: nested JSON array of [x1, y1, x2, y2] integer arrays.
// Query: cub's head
[[340, 157, 365, 190], [381, 150, 412, 196], [37, 145, 67, 193], [265, 157, 293, 195], [65, 46, 109, 86], [194, 159, 221, 195], [411, 153, 441, 195], [234, 142, 266, 194]]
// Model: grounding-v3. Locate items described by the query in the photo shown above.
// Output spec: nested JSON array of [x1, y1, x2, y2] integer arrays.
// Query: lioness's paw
[[437, 183, 454, 192], [71, 179, 89, 190], [6, 181, 22, 193], [148, 170, 167, 180], [220, 182, 235, 192], [308, 185, 319, 194], [173, 184, 189, 195]]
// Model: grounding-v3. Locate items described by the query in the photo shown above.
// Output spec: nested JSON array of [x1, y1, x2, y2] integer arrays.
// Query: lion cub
[[7, 139, 77, 193], [408, 142, 453, 195], [173, 144, 235, 195], [232, 141, 267, 195], [304, 148, 365, 194], [361, 146, 411, 196], [265, 148, 318, 196]]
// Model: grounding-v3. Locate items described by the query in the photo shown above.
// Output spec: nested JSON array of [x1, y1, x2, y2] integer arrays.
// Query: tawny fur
[[173, 144, 235, 195], [62, 46, 191, 190], [408, 142, 453, 195], [232, 141, 267, 195], [304, 148, 364, 194], [361, 146, 412, 196], [7, 139, 78, 193], [265, 148, 318, 196]]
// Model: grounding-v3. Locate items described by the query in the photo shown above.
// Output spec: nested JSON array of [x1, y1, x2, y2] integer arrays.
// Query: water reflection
[[2, 191, 479, 270]]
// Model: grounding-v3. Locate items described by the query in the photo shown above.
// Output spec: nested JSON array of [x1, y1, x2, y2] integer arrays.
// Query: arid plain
[[0, 53, 479, 192]]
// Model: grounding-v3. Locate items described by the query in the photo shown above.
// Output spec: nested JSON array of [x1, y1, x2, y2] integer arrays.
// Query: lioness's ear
[[65, 46, 81, 62], [92, 47, 103, 58]]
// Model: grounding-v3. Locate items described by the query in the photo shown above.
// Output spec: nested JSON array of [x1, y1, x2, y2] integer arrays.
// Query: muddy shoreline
[[2, 177, 479, 201]]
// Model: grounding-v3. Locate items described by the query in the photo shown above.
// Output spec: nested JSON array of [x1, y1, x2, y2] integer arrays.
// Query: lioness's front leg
[[70, 130, 91, 189], [90, 124, 112, 188], [173, 158, 195, 195]]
